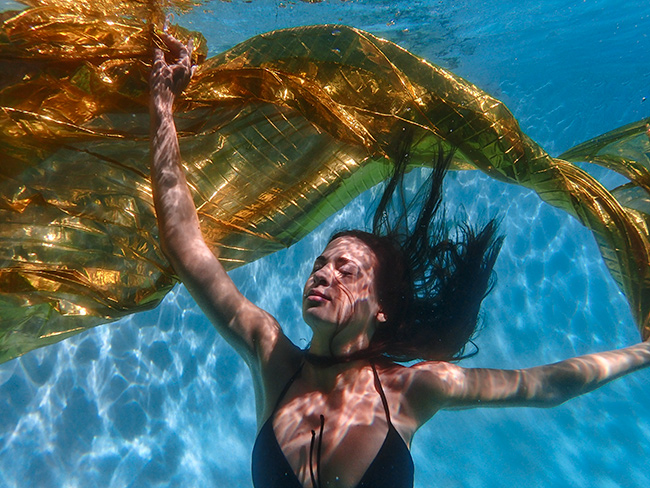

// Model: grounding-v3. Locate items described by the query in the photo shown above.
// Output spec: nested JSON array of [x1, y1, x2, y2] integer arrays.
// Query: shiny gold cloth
[[1, 1, 650, 363]]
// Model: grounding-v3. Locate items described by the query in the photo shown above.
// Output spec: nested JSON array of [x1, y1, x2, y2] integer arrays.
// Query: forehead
[[320, 236, 378, 269]]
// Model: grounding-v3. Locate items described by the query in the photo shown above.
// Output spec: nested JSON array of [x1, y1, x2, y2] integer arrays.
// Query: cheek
[[303, 275, 315, 294], [337, 280, 356, 302], [340, 282, 372, 312]]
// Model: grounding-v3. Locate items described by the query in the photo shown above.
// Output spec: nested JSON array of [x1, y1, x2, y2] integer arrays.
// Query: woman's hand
[[150, 32, 195, 111]]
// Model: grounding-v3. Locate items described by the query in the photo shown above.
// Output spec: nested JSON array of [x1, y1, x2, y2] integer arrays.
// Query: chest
[[268, 377, 412, 488]]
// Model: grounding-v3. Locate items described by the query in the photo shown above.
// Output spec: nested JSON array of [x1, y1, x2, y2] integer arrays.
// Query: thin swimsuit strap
[[270, 359, 390, 423], [271, 360, 306, 413], [268, 359, 394, 488], [369, 360, 393, 425], [252, 357, 414, 488]]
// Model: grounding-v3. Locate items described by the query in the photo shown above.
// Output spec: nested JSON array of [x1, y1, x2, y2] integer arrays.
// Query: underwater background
[[1, 0, 649, 486]]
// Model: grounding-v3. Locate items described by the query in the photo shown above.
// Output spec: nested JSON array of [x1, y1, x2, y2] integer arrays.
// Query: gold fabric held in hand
[[1, 0, 649, 363]]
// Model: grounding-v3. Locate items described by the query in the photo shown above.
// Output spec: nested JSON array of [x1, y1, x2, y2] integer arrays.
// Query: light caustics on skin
[[1, 0, 650, 363], [427, 343, 650, 409], [303, 237, 381, 357], [270, 364, 402, 488], [270, 236, 403, 487]]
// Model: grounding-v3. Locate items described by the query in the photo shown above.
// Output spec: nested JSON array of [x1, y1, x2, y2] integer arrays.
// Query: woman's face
[[302, 236, 385, 338]]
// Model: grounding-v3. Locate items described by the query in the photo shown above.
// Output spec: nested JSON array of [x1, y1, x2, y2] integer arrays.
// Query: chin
[[303, 310, 337, 332]]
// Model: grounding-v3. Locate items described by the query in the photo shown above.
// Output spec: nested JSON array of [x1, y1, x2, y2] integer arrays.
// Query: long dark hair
[[333, 132, 503, 362]]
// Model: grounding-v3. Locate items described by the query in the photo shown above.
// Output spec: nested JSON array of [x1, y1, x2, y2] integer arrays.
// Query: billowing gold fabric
[[1, 0, 649, 363]]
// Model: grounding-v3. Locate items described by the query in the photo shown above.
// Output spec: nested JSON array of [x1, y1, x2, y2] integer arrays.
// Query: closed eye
[[311, 256, 326, 273], [338, 262, 359, 276]]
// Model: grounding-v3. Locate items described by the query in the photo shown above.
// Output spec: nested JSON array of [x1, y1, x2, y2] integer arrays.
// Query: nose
[[312, 264, 333, 286]]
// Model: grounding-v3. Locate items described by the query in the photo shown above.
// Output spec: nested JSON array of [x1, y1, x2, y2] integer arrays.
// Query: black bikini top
[[251, 360, 414, 488]]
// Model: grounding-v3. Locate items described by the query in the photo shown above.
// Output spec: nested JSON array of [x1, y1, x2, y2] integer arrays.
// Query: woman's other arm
[[408, 341, 650, 425], [149, 33, 298, 369]]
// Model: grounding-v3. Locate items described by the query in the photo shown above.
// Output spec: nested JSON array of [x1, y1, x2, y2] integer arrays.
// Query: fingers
[[159, 32, 189, 58], [154, 31, 195, 69], [153, 45, 166, 64], [151, 30, 196, 94]]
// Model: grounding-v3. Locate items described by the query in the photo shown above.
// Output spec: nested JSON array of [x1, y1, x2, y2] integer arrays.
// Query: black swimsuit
[[251, 361, 414, 488]]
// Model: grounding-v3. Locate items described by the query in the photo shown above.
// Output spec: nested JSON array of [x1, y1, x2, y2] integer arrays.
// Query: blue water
[[1, 0, 649, 487]]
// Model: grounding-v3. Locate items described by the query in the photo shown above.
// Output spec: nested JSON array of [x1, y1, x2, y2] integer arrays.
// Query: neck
[[304, 351, 355, 367], [304, 348, 379, 369], [309, 324, 373, 358], [301, 350, 374, 390]]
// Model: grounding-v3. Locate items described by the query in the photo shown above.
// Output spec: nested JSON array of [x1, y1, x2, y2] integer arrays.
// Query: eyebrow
[[337, 256, 358, 267], [313, 255, 358, 267]]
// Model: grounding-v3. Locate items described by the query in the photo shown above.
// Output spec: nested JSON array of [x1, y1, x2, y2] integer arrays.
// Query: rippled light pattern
[[1, 1, 650, 487]]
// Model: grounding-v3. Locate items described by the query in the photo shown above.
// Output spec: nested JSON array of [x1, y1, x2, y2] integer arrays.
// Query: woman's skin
[[150, 34, 650, 488]]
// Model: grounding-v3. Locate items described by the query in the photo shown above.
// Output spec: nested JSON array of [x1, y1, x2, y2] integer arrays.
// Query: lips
[[305, 289, 330, 301]]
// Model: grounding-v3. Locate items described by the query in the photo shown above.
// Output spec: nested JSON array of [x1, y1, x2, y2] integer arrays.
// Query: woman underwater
[[150, 33, 650, 488]]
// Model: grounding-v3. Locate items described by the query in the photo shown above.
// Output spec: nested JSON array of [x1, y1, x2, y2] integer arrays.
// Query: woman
[[150, 34, 650, 488]]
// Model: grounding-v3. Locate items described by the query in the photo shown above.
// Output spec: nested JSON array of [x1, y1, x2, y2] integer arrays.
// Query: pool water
[[1, 0, 649, 487]]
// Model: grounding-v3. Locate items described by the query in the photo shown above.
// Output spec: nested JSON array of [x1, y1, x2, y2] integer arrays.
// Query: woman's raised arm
[[408, 341, 650, 425], [149, 33, 297, 368]]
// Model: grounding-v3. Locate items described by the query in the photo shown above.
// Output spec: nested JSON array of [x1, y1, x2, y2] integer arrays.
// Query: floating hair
[[334, 129, 503, 362]]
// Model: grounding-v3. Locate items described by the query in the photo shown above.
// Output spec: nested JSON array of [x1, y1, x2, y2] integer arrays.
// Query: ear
[[376, 310, 387, 323]]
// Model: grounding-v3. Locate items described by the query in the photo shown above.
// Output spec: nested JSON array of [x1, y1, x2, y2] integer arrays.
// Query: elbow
[[535, 393, 569, 409], [160, 241, 183, 274], [158, 234, 183, 267], [158, 242, 187, 280], [533, 380, 576, 408], [515, 392, 568, 409], [518, 372, 572, 408], [520, 364, 588, 408]]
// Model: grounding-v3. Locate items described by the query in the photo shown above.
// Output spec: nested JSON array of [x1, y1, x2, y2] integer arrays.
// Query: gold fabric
[[1, 0, 649, 363]]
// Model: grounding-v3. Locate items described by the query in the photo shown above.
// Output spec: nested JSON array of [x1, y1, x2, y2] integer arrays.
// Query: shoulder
[[373, 358, 465, 387], [371, 358, 411, 387], [410, 360, 466, 381], [401, 360, 468, 424], [407, 360, 470, 397], [370, 359, 468, 430], [373, 359, 464, 406]]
